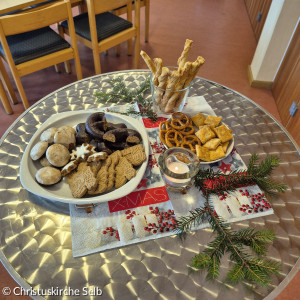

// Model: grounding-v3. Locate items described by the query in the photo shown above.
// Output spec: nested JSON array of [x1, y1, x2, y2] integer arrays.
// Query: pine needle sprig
[[94, 77, 158, 122], [194, 154, 287, 196], [188, 199, 281, 287], [176, 154, 285, 288]]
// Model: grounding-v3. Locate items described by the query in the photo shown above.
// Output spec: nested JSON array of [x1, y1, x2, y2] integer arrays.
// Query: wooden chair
[[0, 58, 18, 114], [0, 0, 82, 110], [114, 0, 149, 42], [60, 0, 140, 75]]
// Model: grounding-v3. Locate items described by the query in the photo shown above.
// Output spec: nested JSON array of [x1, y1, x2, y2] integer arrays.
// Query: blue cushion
[[0, 27, 70, 65], [30, 0, 57, 8], [61, 12, 132, 42]]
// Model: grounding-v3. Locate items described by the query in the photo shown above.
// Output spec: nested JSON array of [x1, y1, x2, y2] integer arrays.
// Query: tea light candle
[[164, 161, 191, 187]]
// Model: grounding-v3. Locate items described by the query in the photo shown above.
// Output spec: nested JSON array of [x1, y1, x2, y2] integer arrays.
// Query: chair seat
[[61, 12, 132, 42], [0, 27, 70, 65]]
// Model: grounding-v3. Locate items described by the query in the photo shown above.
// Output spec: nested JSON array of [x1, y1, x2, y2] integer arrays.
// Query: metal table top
[[1, 70, 300, 300]]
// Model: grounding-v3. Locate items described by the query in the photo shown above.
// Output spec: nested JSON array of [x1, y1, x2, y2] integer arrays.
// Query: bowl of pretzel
[[140, 39, 205, 114], [159, 112, 234, 164]]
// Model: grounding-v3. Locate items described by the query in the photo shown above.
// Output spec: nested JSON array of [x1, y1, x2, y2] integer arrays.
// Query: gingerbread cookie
[[30, 141, 48, 160], [67, 162, 98, 198], [115, 157, 136, 189], [36, 166, 61, 185], [46, 144, 70, 167], [106, 151, 122, 191], [121, 144, 146, 167], [40, 157, 52, 167], [89, 157, 112, 194]]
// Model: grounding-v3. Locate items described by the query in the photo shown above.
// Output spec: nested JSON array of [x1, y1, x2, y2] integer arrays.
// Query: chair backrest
[[0, 0, 73, 36], [89, 0, 132, 15]]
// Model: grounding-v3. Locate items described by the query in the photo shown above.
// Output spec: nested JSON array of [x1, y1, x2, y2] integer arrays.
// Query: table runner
[[69, 96, 273, 257]]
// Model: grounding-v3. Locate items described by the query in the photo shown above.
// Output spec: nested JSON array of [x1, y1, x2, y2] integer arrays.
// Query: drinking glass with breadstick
[[141, 39, 205, 114]]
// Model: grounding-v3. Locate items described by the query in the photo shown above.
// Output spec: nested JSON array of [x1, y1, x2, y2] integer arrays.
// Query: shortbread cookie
[[106, 151, 122, 191], [30, 141, 48, 160], [67, 162, 97, 198], [54, 127, 76, 150], [115, 157, 136, 189], [46, 144, 70, 167], [36, 166, 61, 185], [61, 160, 78, 176], [121, 144, 146, 167], [40, 127, 57, 144]]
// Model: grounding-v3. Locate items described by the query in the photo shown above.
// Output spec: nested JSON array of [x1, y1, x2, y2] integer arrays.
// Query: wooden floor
[[0, 0, 298, 299]]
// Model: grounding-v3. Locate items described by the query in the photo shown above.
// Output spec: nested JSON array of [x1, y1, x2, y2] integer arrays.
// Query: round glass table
[[0, 70, 299, 299]]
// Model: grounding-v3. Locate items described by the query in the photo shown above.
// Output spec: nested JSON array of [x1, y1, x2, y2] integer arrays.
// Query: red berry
[[102, 230, 107, 234]]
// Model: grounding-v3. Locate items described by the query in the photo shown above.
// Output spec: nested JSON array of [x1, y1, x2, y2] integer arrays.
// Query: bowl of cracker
[[140, 39, 205, 114], [159, 111, 234, 164], [20, 110, 149, 204]]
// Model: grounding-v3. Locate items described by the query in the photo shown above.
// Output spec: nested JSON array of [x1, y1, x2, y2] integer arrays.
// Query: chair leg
[[0, 79, 13, 114], [0, 59, 18, 105], [64, 61, 71, 74], [116, 45, 121, 57], [12, 74, 29, 110], [145, 0, 150, 42], [54, 64, 61, 73], [93, 50, 101, 74], [134, 35, 140, 69], [127, 39, 133, 56]]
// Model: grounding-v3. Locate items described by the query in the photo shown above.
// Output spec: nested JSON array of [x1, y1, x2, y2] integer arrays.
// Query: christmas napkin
[[69, 97, 273, 257]]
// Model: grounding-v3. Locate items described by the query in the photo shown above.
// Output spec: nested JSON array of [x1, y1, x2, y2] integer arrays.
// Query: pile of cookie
[[140, 39, 205, 113], [159, 112, 233, 162], [30, 112, 146, 198]]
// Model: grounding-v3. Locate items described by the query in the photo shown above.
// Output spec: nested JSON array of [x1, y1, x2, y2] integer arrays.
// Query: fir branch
[[194, 154, 287, 197], [178, 188, 281, 288], [94, 77, 158, 122]]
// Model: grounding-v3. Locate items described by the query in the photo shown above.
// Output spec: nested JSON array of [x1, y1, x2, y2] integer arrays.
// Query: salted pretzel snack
[[158, 111, 234, 162], [165, 129, 183, 148]]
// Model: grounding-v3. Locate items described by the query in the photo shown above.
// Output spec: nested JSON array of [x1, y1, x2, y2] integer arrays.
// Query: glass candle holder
[[158, 147, 200, 193], [150, 67, 193, 115]]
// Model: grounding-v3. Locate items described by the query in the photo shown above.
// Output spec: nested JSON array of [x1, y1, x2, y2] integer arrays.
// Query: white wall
[[250, 0, 300, 82]]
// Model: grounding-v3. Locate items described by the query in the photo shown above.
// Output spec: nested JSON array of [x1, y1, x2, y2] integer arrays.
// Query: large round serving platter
[[161, 113, 234, 164], [20, 110, 149, 204]]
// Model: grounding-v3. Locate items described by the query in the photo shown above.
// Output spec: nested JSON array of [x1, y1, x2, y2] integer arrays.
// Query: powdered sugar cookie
[[30, 141, 48, 160], [36, 166, 61, 185], [46, 144, 70, 167], [40, 127, 57, 144]]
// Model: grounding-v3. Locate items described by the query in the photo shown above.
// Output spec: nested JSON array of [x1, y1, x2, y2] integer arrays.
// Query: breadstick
[[183, 56, 205, 88], [140, 50, 156, 74], [160, 70, 181, 109], [177, 39, 193, 69], [165, 63, 192, 113], [155, 67, 170, 105], [153, 58, 163, 86]]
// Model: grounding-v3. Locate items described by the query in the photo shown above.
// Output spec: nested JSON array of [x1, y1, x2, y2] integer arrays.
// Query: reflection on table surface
[[0, 70, 300, 300]]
